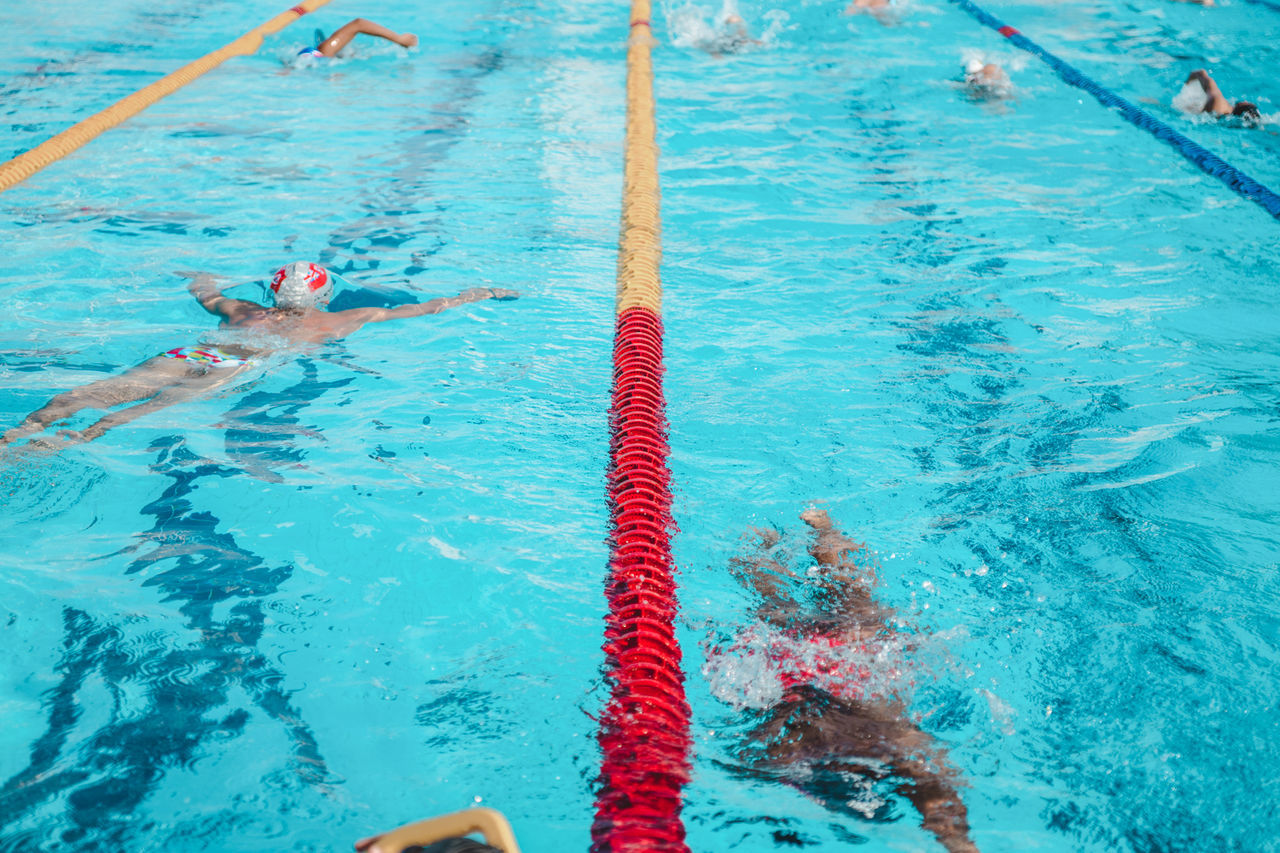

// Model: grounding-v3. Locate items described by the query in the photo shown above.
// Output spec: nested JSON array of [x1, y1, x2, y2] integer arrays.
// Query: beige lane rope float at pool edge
[[0, 0, 333, 194]]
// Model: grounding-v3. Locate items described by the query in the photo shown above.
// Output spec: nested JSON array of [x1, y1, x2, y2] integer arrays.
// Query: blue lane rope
[[947, 0, 1280, 222]]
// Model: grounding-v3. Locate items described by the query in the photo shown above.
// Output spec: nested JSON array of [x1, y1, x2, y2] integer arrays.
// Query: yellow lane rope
[[616, 0, 662, 315], [0, 0, 332, 194]]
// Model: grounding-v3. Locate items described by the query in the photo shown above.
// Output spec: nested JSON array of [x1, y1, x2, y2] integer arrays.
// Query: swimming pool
[[1, 0, 1278, 849]]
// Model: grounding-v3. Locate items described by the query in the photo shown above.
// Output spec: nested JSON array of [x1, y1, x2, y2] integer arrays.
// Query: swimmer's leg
[[317, 18, 418, 57], [0, 357, 183, 446], [73, 364, 249, 443]]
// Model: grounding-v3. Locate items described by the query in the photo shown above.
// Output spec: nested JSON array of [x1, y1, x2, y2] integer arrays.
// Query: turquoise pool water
[[2, 0, 1278, 850]]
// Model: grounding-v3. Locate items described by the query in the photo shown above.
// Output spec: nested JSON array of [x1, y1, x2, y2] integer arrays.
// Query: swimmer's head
[[270, 261, 332, 309], [1233, 100, 1261, 125], [964, 58, 984, 76]]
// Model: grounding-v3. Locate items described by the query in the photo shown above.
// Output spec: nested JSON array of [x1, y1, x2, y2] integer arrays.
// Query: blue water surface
[[2, 0, 1278, 851]]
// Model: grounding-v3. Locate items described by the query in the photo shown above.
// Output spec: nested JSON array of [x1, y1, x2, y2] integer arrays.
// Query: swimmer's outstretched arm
[[327, 288, 520, 334]]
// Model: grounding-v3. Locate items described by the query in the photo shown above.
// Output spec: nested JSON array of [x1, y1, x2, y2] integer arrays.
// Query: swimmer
[[1, 263, 518, 448], [963, 60, 1012, 100], [717, 13, 762, 53], [686, 11, 762, 57], [843, 0, 892, 18], [297, 17, 418, 60], [713, 509, 979, 853], [1179, 69, 1260, 122]]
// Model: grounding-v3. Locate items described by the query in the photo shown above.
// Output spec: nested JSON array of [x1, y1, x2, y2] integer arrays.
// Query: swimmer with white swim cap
[[1, 264, 519, 448], [270, 261, 333, 309], [963, 59, 1012, 99]]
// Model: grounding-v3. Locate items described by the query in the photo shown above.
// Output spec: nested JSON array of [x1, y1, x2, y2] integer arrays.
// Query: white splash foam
[[1173, 80, 1209, 114]]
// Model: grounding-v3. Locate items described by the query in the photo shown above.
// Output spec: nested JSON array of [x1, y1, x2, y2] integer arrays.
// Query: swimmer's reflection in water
[[710, 509, 980, 853], [0, 263, 519, 448]]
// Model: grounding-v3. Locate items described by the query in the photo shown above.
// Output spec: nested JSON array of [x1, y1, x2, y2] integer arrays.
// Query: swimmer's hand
[[174, 270, 225, 281], [353, 835, 384, 853], [461, 287, 520, 301]]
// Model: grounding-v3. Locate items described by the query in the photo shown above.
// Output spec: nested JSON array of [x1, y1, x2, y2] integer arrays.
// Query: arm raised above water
[[179, 271, 263, 322]]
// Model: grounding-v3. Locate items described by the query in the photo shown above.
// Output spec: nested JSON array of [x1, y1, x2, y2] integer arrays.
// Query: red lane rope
[[593, 305, 692, 853]]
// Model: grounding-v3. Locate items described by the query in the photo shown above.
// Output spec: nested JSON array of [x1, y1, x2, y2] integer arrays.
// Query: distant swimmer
[[0, 263, 517, 448], [708, 509, 980, 853], [296, 18, 418, 61], [1176, 69, 1260, 123], [843, 0, 895, 22], [676, 9, 762, 57], [714, 13, 762, 53], [963, 59, 1012, 100]]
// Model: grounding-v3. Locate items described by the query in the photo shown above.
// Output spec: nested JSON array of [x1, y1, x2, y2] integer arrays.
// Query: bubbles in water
[[703, 624, 910, 710]]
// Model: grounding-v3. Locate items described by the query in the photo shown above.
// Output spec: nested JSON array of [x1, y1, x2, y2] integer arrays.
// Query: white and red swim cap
[[270, 261, 332, 309]]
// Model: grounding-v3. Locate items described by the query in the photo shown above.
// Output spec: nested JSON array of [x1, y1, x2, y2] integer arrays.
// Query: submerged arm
[[729, 527, 803, 627], [344, 287, 519, 326], [800, 508, 894, 625]]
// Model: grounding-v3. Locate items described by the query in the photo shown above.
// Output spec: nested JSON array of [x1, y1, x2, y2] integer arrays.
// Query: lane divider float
[[949, 0, 1280, 221], [592, 2, 692, 852], [0, 0, 332, 194]]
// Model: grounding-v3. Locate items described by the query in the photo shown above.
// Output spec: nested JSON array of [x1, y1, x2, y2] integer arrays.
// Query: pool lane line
[[592, 2, 693, 852], [947, 0, 1280, 222], [1240, 0, 1280, 12], [0, 0, 332, 195]]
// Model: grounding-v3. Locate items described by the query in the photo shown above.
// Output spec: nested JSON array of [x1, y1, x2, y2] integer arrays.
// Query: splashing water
[[703, 623, 911, 710], [665, 0, 787, 54], [1173, 79, 1209, 114]]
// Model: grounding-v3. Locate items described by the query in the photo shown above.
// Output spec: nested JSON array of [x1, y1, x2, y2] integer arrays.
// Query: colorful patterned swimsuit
[[162, 346, 250, 368]]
